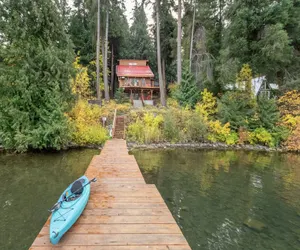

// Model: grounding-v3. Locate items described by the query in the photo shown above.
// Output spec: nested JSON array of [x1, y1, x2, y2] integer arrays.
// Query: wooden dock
[[30, 139, 191, 249]]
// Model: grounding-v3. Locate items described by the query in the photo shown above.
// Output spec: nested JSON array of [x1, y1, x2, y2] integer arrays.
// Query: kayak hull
[[50, 175, 90, 244]]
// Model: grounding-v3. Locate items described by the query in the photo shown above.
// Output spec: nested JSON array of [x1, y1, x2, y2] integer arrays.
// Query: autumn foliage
[[278, 90, 300, 116], [278, 90, 300, 151]]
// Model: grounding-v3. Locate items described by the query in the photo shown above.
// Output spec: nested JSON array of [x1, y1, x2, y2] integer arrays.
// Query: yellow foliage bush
[[68, 100, 108, 145], [249, 128, 274, 147], [71, 57, 91, 99], [281, 114, 300, 130], [207, 120, 238, 145], [168, 83, 179, 98], [127, 112, 164, 143], [195, 88, 217, 119], [236, 64, 253, 95], [167, 98, 180, 108]]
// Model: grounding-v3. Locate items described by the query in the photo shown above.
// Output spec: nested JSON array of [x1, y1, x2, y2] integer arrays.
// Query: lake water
[[133, 149, 300, 250], [0, 149, 98, 250]]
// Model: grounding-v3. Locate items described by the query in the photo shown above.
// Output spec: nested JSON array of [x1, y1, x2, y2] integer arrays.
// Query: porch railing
[[112, 109, 117, 138]]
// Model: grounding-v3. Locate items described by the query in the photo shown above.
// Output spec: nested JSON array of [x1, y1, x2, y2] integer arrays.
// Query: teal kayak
[[49, 175, 93, 244]]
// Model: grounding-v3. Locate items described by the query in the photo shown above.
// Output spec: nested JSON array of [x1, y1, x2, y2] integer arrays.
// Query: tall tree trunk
[[96, 0, 102, 104], [162, 57, 167, 101], [177, 0, 182, 84], [101, 36, 104, 99], [104, 10, 109, 101], [189, 2, 196, 71], [110, 43, 114, 98], [162, 57, 166, 87], [156, 0, 166, 106]]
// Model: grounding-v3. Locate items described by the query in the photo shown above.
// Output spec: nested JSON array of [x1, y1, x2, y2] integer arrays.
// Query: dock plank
[[33, 234, 188, 246], [39, 224, 182, 234], [29, 139, 191, 249]]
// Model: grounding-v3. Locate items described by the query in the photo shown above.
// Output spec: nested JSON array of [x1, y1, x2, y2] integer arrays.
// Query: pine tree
[[220, 0, 293, 83], [114, 88, 128, 104], [257, 97, 280, 131], [129, 3, 155, 63], [175, 66, 200, 108], [69, 0, 94, 65], [218, 91, 256, 131], [152, 0, 177, 84], [0, 0, 75, 152]]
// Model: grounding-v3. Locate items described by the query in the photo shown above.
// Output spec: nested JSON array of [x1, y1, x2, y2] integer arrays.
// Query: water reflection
[[133, 149, 300, 250]]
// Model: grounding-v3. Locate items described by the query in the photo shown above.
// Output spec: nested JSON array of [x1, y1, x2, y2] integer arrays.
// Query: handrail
[[112, 109, 117, 138]]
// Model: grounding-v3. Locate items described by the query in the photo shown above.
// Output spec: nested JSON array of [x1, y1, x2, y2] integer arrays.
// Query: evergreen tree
[[69, 0, 94, 65], [109, 0, 131, 59], [175, 66, 200, 108], [129, 3, 155, 65], [218, 91, 256, 131], [0, 0, 75, 152], [219, 0, 294, 86], [257, 97, 280, 131], [152, 0, 177, 84], [114, 87, 129, 104]]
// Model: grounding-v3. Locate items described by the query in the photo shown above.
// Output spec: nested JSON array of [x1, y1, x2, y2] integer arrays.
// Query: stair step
[[113, 116, 125, 139]]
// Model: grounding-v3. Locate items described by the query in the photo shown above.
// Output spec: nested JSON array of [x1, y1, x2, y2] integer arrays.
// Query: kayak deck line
[[29, 139, 191, 249]]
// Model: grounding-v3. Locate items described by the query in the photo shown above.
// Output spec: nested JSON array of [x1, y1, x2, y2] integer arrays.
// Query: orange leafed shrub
[[278, 90, 300, 116], [238, 127, 250, 144], [283, 118, 300, 151], [278, 90, 300, 150]]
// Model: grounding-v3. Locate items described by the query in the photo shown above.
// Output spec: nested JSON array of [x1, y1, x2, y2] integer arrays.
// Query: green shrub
[[174, 66, 200, 108], [271, 126, 290, 147], [115, 88, 129, 104], [225, 132, 239, 145], [218, 91, 256, 131], [163, 110, 180, 142], [185, 114, 208, 142], [256, 97, 280, 130]]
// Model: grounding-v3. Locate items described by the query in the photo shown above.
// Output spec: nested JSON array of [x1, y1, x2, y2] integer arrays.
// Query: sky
[[124, 0, 154, 26]]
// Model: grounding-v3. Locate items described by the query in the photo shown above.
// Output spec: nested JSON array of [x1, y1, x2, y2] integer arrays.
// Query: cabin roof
[[116, 65, 154, 78]]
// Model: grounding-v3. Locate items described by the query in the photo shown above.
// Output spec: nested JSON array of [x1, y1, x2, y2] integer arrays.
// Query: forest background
[[0, 0, 299, 152]]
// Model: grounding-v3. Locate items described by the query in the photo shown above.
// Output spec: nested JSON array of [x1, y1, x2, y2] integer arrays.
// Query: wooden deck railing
[[111, 109, 117, 138]]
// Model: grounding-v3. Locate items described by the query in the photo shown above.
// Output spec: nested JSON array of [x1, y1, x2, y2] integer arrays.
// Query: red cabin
[[116, 59, 159, 101]]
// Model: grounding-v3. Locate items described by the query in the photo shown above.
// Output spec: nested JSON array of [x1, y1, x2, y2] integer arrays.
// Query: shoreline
[[0, 141, 297, 154], [127, 141, 289, 153], [0, 144, 103, 154]]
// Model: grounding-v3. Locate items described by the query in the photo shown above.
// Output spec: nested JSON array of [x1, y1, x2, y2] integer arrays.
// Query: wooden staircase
[[114, 116, 125, 139]]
